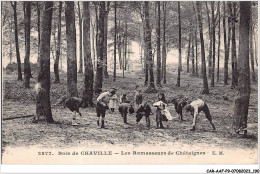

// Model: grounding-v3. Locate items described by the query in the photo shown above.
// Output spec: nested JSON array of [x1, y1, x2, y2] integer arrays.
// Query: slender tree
[[191, 30, 195, 75], [186, 24, 191, 73], [196, 1, 209, 94], [205, 2, 212, 78], [65, 2, 78, 97], [233, 1, 251, 136], [254, 32, 258, 67], [144, 2, 155, 89], [77, 2, 83, 74], [113, 2, 117, 81], [8, 20, 12, 64], [217, 2, 221, 82], [90, 18, 96, 70], [82, 1, 94, 107], [37, 2, 41, 65], [140, 6, 149, 86], [103, 2, 111, 78], [193, 2, 199, 76], [162, 2, 167, 84], [211, 2, 215, 87], [94, 2, 99, 71], [94, 2, 105, 93], [223, 2, 228, 85], [35, 1, 54, 123], [118, 21, 122, 69], [231, 2, 238, 87], [156, 1, 161, 86], [177, 2, 181, 87], [54, 2, 62, 84], [250, 3, 256, 83], [24, 2, 31, 88]]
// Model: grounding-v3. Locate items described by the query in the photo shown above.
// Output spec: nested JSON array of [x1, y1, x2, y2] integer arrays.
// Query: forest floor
[[1, 66, 258, 164]]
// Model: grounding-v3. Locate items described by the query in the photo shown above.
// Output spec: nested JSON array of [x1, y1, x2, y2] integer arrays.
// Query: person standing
[[153, 92, 167, 129], [96, 89, 116, 128], [109, 92, 118, 113], [118, 93, 130, 124], [134, 86, 143, 109]]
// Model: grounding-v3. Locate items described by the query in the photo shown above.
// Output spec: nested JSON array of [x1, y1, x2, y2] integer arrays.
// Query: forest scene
[[1, 1, 258, 164]]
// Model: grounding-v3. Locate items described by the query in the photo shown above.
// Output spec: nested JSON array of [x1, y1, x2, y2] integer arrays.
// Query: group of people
[[95, 86, 216, 131]]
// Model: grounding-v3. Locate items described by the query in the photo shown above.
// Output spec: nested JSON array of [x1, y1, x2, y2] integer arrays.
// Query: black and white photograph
[[1, 0, 258, 168]]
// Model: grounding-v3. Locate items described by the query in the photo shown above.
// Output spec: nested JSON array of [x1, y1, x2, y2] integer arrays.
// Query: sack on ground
[[161, 114, 168, 121], [161, 108, 173, 120]]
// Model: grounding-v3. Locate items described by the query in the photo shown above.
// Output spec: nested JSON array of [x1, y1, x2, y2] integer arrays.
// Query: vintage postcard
[[1, 0, 258, 168]]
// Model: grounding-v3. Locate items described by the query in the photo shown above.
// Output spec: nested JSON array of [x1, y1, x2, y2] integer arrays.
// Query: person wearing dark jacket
[[136, 102, 152, 128], [118, 93, 132, 124]]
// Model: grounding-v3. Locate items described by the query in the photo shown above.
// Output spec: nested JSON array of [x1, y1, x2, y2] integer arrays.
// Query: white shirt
[[190, 99, 205, 115], [97, 92, 111, 105]]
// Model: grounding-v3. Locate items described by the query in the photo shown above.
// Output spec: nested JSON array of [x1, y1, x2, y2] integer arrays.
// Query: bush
[[5, 63, 39, 74]]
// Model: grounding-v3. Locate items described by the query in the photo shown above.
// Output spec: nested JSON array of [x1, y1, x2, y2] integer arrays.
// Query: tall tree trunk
[[36, 1, 54, 123], [54, 1, 62, 84], [65, 2, 78, 97], [123, 22, 128, 74], [141, 14, 148, 86], [223, 2, 228, 85], [9, 21, 12, 64], [254, 33, 258, 66], [94, 3, 99, 72], [118, 31, 122, 69], [11, 2, 23, 81], [225, 2, 232, 84], [191, 30, 195, 75], [144, 2, 155, 89], [156, 1, 161, 86], [24, 2, 31, 88], [196, 1, 209, 94], [103, 2, 110, 78], [217, 2, 221, 83], [231, 2, 238, 87], [82, 1, 94, 107], [37, 2, 41, 65], [103, 12, 109, 78], [124, 23, 128, 71], [162, 2, 167, 84], [210, 2, 215, 87], [78, 2, 83, 74], [123, 25, 126, 77], [94, 2, 105, 94], [113, 2, 117, 81], [233, 1, 251, 136], [250, 5, 256, 83], [186, 25, 191, 73], [193, 3, 199, 76], [205, 2, 212, 78], [177, 2, 181, 87], [90, 18, 96, 70]]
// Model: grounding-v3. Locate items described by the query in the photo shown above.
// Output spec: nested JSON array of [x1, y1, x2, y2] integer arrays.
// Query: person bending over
[[185, 99, 216, 131], [136, 102, 152, 128], [96, 89, 116, 128]]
